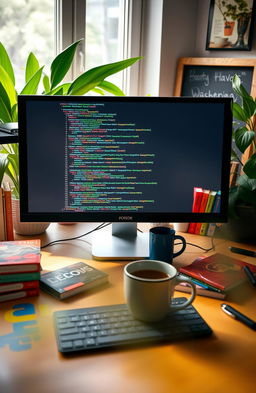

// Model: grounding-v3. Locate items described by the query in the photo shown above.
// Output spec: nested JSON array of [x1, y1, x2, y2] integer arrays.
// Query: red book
[[187, 187, 203, 234], [0, 288, 39, 303], [194, 190, 210, 234], [0, 239, 41, 274], [179, 253, 256, 292], [0, 280, 39, 294], [3, 185, 14, 241]]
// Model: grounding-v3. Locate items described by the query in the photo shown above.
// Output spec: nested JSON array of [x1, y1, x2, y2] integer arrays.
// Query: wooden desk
[[1, 223, 256, 393]]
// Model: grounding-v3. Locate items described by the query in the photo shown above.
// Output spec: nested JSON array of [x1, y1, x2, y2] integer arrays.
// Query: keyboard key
[[60, 327, 79, 335], [61, 333, 86, 341], [74, 340, 84, 348], [85, 338, 96, 347], [61, 341, 73, 350]]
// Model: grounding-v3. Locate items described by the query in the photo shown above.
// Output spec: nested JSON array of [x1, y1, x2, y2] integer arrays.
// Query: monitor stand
[[92, 223, 149, 261]]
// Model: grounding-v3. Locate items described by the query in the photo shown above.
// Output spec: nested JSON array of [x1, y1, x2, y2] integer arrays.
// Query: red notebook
[[0, 239, 41, 274], [179, 253, 256, 291]]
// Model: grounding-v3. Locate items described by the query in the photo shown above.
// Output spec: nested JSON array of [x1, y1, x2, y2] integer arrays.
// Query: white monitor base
[[92, 230, 149, 261]]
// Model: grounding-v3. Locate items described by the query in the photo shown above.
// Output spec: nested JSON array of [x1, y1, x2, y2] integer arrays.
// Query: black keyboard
[[53, 298, 212, 353]]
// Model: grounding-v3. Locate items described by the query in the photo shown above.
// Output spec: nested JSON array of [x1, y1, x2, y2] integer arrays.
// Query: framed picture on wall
[[206, 0, 256, 50]]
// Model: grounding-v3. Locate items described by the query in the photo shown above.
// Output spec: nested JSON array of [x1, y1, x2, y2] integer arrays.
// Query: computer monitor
[[18, 95, 232, 260]]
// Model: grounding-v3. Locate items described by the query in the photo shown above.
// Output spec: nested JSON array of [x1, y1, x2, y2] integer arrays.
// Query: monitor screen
[[18, 95, 232, 224]]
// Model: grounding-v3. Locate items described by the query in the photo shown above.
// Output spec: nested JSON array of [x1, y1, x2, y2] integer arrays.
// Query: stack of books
[[177, 253, 256, 299], [0, 184, 14, 241], [0, 239, 41, 303], [187, 187, 221, 236]]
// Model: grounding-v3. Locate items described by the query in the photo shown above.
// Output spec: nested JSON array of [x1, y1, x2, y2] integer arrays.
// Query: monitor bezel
[[18, 95, 232, 223]]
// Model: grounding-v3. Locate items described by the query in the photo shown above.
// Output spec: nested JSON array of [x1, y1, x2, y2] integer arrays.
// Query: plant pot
[[215, 205, 256, 244], [224, 21, 235, 36], [12, 199, 50, 235]]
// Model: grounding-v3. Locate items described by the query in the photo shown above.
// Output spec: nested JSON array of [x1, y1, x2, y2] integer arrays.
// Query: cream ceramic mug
[[124, 260, 196, 322]]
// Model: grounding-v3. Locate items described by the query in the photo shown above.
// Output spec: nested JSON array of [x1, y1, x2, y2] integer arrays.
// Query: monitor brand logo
[[118, 216, 133, 221]]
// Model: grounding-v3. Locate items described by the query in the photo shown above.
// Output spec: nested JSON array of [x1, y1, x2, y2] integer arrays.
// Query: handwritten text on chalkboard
[[181, 66, 253, 102]]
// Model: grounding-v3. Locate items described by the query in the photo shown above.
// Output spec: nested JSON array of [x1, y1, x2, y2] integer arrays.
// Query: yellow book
[[199, 191, 217, 236]]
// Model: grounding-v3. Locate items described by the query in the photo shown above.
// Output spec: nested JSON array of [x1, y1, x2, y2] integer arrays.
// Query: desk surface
[[0, 223, 256, 393]]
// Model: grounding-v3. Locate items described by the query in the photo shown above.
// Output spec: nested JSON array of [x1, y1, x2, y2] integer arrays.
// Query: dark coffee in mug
[[132, 269, 169, 280]]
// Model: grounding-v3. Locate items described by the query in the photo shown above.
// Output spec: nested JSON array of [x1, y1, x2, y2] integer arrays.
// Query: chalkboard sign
[[174, 58, 256, 98], [174, 58, 256, 162], [180, 65, 254, 100]]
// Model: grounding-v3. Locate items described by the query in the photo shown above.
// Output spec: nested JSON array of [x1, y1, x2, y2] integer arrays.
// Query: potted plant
[[0, 40, 141, 235], [216, 0, 252, 46], [218, 74, 256, 242]]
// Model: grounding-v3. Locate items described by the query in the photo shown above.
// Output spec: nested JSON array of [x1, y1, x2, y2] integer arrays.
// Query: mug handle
[[173, 235, 186, 257], [171, 275, 196, 311]]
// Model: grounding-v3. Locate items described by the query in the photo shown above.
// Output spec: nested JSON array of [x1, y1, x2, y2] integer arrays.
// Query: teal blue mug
[[149, 226, 186, 264]]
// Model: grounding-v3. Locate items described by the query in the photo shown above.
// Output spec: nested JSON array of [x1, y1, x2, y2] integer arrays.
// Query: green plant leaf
[[20, 66, 44, 95], [11, 103, 18, 122], [25, 52, 40, 84], [237, 174, 256, 191], [0, 65, 17, 107], [8, 153, 19, 176], [234, 127, 255, 153], [237, 186, 256, 207], [0, 153, 8, 185], [68, 57, 142, 95], [48, 82, 71, 96], [0, 42, 15, 85], [4, 164, 19, 197], [43, 74, 50, 93], [98, 80, 125, 96], [232, 74, 242, 96], [232, 101, 248, 122], [0, 82, 12, 115], [0, 144, 19, 197], [50, 40, 81, 90], [0, 96, 12, 123], [228, 186, 240, 218], [91, 87, 105, 95], [242, 95, 256, 118], [232, 74, 250, 98], [243, 153, 256, 179]]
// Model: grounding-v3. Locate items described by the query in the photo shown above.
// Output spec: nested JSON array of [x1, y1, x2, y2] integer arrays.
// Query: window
[[57, 0, 143, 94], [0, 0, 145, 95], [0, 0, 55, 91]]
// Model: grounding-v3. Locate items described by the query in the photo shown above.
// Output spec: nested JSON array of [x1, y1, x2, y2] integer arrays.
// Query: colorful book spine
[[194, 190, 210, 234], [0, 289, 39, 303], [187, 187, 203, 234], [3, 183, 14, 240], [0, 280, 39, 293], [0, 272, 41, 283], [207, 191, 221, 237], [199, 191, 217, 236]]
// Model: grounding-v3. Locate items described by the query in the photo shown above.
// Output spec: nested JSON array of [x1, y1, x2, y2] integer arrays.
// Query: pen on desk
[[229, 246, 256, 257], [243, 266, 256, 287], [221, 304, 256, 331]]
